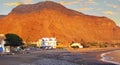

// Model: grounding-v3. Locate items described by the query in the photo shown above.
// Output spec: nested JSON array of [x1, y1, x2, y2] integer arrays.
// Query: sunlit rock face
[[0, 1, 120, 43]]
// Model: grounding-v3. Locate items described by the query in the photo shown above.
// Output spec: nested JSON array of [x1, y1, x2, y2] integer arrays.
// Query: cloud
[[4, 2, 22, 6], [107, 4, 118, 8], [59, 0, 80, 5], [22, 0, 33, 4], [4, 0, 33, 6], [78, 0, 97, 6], [86, 0, 97, 4], [79, 8, 92, 11], [102, 11, 114, 15]]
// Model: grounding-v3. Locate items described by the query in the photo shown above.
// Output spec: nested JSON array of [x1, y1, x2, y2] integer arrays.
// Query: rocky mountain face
[[0, 1, 120, 43]]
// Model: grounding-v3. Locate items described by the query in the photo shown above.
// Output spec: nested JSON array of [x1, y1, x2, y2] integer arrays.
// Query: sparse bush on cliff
[[84, 42, 99, 48], [78, 38, 120, 48], [114, 43, 120, 47], [71, 46, 79, 48], [82, 41, 119, 48], [99, 42, 109, 48]]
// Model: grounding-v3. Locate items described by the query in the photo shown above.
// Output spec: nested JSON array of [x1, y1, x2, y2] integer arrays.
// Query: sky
[[0, 0, 120, 26]]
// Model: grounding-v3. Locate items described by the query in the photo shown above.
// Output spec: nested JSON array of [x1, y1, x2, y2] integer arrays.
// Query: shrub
[[85, 42, 99, 48], [71, 46, 79, 49], [28, 44, 37, 47]]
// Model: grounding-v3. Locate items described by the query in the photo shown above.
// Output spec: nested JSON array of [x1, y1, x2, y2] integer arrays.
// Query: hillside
[[0, 1, 120, 43]]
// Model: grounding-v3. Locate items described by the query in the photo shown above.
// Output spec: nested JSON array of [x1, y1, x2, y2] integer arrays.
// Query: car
[[40, 46, 53, 50]]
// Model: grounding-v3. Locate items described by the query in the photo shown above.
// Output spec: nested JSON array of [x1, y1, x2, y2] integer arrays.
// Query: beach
[[101, 50, 120, 65], [0, 48, 119, 65]]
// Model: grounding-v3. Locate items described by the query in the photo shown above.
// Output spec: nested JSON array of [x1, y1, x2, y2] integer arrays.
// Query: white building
[[41, 38, 57, 49], [0, 34, 10, 53], [0, 34, 6, 53]]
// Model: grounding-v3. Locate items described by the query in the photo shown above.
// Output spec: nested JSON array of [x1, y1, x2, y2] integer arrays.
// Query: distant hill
[[0, 1, 120, 43], [0, 15, 6, 18]]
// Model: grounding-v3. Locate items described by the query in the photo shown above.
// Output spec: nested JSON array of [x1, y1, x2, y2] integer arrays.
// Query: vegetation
[[99, 42, 109, 48], [56, 47, 67, 49], [28, 44, 37, 47], [79, 39, 120, 48], [85, 42, 98, 48], [5, 33, 24, 47], [71, 46, 79, 49], [114, 43, 120, 47]]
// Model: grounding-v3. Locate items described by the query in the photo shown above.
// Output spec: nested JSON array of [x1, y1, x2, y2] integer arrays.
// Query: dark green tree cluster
[[5, 33, 24, 46]]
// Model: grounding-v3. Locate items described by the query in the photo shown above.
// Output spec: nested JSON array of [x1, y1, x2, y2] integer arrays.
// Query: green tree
[[5, 33, 24, 46]]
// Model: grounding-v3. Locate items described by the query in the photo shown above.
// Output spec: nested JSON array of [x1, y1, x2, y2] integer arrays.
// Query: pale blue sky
[[0, 0, 120, 26]]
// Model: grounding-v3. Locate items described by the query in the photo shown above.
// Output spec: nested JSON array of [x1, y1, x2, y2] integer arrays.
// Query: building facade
[[0, 34, 6, 53], [41, 38, 57, 49]]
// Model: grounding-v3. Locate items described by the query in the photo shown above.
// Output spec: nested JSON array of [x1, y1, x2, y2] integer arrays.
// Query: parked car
[[40, 46, 53, 50]]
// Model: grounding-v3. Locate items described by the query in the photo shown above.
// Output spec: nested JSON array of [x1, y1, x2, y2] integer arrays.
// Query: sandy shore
[[0, 47, 120, 65]]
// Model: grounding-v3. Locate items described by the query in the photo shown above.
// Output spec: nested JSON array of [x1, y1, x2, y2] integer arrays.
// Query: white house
[[41, 38, 57, 49], [0, 34, 10, 53], [0, 34, 6, 53]]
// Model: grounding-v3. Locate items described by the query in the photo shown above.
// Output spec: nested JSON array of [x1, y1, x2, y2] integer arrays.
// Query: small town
[[0, 33, 120, 65], [0, 33, 84, 54]]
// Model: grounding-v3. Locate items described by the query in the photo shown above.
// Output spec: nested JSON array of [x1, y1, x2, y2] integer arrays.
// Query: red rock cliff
[[0, 1, 120, 43]]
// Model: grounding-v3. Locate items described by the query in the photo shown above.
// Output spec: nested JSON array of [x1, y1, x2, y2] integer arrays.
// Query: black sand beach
[[0, 48, 119, 65]]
